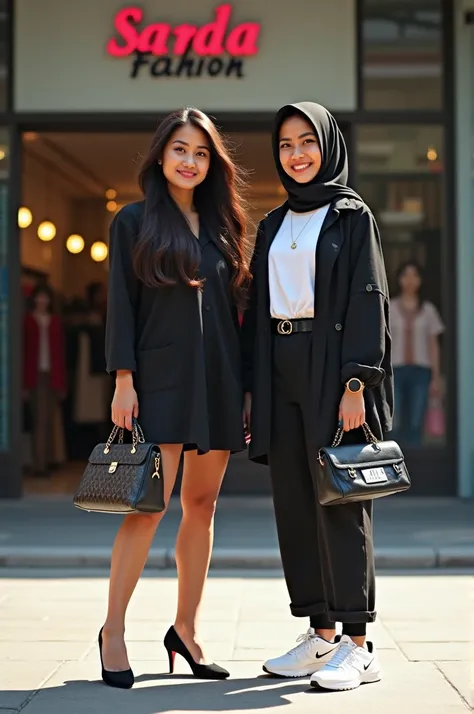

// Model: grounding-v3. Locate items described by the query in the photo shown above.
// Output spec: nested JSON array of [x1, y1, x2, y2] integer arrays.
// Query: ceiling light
[[91, 241, 108, 262], [106, 189, 117, 200], [18, 207, 33, 229], [66, 234, 85, 254], [37, 220, 56, 242]]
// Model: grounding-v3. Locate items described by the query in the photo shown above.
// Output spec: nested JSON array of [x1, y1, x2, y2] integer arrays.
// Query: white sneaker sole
[[311, 671, 381, 691], [263, 662, 327, 678]]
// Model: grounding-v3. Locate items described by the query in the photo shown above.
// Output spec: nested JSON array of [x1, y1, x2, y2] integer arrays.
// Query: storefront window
[[356, 124, 446, 449], [0, 128, 9, 450], [361, 0, 443, 110], [0, 0, 8, 110]]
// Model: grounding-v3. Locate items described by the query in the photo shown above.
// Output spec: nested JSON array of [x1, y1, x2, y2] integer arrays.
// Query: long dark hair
[[133, 107, 251, 308], [395, 260, 426, 307], [28, 283, 55, 313]]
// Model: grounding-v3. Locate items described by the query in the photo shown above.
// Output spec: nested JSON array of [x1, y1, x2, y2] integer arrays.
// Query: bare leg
[[101, 443, 183, 671], [173, 449, 230, 664], [316, 628, 337, 641]]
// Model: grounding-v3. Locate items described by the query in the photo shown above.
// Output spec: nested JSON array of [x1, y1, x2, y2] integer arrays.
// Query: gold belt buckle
[[277, 320, 293, 335]]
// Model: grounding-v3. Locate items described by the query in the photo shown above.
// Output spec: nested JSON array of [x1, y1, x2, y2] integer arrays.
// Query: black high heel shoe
[[98, 628, 135, 689], [164, 626, 230, 679]]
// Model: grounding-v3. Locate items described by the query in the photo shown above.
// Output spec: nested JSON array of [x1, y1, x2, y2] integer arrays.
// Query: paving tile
[[436, 661, 474, 709], [125, 640, 235, 662], [397, 641, 472, 661], [0, 640, 92, 662], [384, 619, 474, 643], [0, 574, 471, 713], [0, 622, 97, 642], [0, 660, 63, 709], [17, 656, 469, 714]]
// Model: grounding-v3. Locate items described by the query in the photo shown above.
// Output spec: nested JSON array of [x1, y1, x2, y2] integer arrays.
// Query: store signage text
[[106, 4, 261, 79]]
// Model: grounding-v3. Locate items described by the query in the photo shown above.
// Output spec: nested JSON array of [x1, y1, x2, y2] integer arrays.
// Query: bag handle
[[103, 418, 145, 455], [318, 422, 378, 466], [331, 421, 378, 448]]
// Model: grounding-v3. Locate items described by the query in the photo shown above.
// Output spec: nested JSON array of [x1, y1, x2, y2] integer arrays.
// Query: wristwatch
[[345, 378, 364, 394]]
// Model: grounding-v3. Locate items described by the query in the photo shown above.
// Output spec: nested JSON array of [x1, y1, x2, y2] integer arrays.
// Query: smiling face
[[161, 122, 211, 192], [278, 114, 322, 184]]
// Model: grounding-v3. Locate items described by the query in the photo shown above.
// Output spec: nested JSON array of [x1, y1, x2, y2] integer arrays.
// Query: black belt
[[271, 318, 313, 335]]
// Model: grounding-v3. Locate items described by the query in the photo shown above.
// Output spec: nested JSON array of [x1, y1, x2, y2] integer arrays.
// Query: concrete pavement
[[0, 569, 472, 713], [1, 496, 474, 569]]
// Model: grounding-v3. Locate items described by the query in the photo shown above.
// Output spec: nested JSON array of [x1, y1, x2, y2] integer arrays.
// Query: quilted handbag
[[73, 420, 165, 514], [316, 423, 411, 506]]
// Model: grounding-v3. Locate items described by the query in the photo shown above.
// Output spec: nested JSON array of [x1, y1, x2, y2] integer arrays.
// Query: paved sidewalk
[[0, 569, 472, 713], [0, 496, 474, 569]]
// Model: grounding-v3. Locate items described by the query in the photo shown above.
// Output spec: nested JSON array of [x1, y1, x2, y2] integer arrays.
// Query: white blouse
[[269, 205, 330, 320]]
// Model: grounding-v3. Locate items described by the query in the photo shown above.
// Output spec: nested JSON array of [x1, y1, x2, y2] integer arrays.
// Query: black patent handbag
[[73, 420, 165, 514], [316, 422, 411, 506]]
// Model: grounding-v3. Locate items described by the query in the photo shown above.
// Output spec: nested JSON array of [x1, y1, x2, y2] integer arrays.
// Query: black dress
[[105, 201, 245, 454]]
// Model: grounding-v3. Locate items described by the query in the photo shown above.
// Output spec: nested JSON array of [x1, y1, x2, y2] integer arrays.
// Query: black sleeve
[[241, 221, 264, 393], [341, 209, 390, 388], [105, 211, 140, 374]]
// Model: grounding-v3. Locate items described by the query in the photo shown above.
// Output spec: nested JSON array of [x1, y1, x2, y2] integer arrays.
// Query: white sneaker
[[263, 628, 340, 678], [310, 634, 381, 691]]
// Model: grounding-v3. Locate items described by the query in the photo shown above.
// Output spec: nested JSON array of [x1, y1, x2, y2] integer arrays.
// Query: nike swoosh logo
[[364, 660, 374, 671], [316, 647, 338, 659]]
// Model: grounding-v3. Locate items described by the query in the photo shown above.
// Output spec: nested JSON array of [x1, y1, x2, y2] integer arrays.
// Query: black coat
[[105, 201, 245, 453], [241, 198, 393, 465]]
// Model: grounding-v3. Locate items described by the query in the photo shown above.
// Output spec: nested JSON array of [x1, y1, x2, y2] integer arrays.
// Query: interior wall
[[62, 199, 111, 300], [21, 153, 71, 291], [21, 128, 280, 303]]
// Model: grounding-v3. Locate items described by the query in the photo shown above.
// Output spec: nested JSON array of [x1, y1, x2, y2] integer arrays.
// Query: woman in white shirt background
[[389, 260, 444, 446], [242, 102, 392, 692]]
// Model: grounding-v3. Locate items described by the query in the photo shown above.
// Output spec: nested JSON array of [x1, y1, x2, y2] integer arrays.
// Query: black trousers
[[268, 333, 376, 633]]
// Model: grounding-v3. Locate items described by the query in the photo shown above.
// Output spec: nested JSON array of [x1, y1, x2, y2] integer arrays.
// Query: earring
[[158, 160, 162, 165]]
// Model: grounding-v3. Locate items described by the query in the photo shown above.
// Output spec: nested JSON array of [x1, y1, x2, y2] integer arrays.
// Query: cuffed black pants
[[268, 332, 376, 634]]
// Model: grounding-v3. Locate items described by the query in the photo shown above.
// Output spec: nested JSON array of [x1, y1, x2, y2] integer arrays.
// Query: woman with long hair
[[101, 107, 251, 688], [242, 102, 393, 691], [390, 260, 444, 445]]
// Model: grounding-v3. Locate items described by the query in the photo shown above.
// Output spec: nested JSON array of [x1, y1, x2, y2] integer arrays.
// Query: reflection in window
[[362, 0, 443, 110], [356, 124, 446, 447], [0, 182, 8, 450], [0, 0, 7, 111]]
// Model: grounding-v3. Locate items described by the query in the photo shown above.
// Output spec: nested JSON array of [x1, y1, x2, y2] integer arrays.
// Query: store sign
[[106, 4, 261, 79]]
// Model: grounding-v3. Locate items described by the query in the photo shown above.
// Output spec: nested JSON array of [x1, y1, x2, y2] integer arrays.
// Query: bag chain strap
[[331, 422, 378, 448], [318, 422, 379, 466], [103, 420, 145, 455]]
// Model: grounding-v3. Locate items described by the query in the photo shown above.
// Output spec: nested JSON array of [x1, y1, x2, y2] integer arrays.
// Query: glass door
[[356, 123, 453, 495]]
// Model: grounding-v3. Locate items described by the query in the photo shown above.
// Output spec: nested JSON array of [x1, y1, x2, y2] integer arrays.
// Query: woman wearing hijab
[[241, 103, 393, 691]]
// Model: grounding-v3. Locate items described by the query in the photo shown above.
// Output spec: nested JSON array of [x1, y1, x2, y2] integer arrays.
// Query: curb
[[0, 546, 473, 569]]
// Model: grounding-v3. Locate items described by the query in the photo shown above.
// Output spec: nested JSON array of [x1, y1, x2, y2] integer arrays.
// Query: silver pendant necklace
[[290, 210, 317, 249]]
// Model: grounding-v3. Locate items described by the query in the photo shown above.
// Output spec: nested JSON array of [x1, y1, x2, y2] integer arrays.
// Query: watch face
[[348, 379, 360, 392]]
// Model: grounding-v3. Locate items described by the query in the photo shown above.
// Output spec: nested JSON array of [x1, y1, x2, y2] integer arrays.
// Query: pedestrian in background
[[23, 284, 67, 478], [390, 260, 444, 446]]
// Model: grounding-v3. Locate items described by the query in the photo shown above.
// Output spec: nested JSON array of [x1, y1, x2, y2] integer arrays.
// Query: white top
[[35, 313, 51, 372], [390, 297, 444, 367], [269, 205, 330, 319]]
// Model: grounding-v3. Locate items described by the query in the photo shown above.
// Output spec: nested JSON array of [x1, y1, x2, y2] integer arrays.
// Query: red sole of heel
[[169, 650, 176, 674]]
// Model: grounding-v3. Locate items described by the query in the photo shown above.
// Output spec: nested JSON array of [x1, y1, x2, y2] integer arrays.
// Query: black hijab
[[272, 102, 362, 213]]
